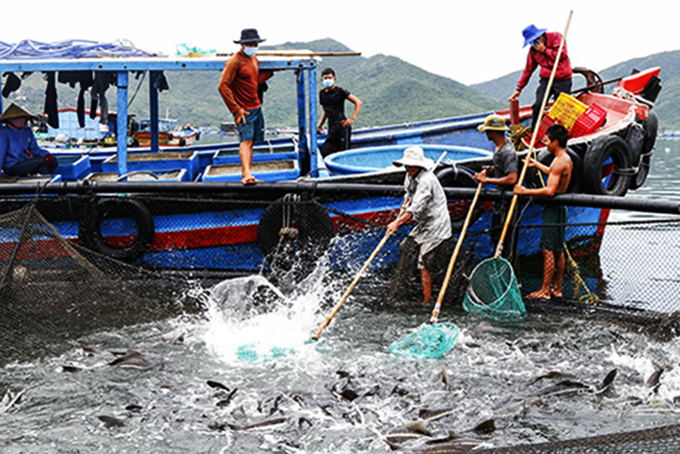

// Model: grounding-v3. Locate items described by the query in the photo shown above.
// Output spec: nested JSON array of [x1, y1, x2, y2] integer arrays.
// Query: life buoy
[[435, 166, 484, 232], [79, 198, 155, 262], [532, 148, 583, 194], [630, 111, 658, 190], [582, 135, 632, 197], [257, 196, 334, 267]]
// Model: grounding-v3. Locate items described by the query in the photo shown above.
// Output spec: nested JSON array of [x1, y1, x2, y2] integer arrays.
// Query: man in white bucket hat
[[387, 146, 451, 305]]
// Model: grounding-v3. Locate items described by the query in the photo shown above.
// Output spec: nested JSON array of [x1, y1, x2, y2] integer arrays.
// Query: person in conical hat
[[387, 146, 452, 305], [0, 103, 59, 176]]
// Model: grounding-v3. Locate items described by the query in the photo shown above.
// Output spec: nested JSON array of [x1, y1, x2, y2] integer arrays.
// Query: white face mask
[[322, 78, 335, 88], [243, 45, 258, 57]]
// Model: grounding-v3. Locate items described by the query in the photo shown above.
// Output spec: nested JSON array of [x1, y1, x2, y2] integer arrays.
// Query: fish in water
[[207, 380, 230, 392], [78, 340, 98, 355], [98, 415, 125, 428], [416, 438, 484, 453], [226, 416, 287, 431], [441, 366, 450, 390], [646, 367, 664, 393], [216, 388, 238, 407], [418, 408, 456, 422], [1, 388, 26, 413], [472, 321, 512, 335], [108, 350, 150, 369], [384, 421, 431, 447]]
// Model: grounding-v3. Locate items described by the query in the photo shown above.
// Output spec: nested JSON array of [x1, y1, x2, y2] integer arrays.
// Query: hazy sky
[[2, 0, 677, 85]]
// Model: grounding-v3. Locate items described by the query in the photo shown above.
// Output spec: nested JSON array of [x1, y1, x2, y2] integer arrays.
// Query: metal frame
[[0, 56, 320, 176]]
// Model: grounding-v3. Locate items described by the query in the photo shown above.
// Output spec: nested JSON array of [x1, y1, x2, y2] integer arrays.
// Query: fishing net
[[389, 322, 459, 360], [476, 423, 680, 453], [462, 257, 527, 319], [0, 203, 198, 366]]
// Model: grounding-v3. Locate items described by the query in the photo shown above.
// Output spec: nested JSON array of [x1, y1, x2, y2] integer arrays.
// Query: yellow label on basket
[[549, 93, 587, 130]]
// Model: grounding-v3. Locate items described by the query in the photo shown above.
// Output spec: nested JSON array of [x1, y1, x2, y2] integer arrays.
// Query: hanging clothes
[[43, 72, 58, 129], [90, 71, 115, 126], [2, 72, 21, 98], [58, 71, 94, 128]]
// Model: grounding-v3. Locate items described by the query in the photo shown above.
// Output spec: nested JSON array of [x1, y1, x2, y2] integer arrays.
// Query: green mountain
[[3, 40, 678, 130], [472, 49, 680, 130], [2, 38, 502, 130]]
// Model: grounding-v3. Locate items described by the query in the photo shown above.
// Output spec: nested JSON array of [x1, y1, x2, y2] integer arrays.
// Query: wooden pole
[[429, 182, 482, 323]]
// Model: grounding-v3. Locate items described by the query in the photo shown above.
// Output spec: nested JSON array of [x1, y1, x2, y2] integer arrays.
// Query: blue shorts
[[237, 107, 265, 143]]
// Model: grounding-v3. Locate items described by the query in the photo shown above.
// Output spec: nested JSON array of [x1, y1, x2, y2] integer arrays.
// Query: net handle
[[311, 231, 390, 341], [494, 10, 574, 259], [430, 181, 483, 323]]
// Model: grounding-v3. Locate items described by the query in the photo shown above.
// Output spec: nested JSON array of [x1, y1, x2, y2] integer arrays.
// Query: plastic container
[[534, 115, 555, 143], [549, 93, 588, 130], [570, 103, 607, 138]]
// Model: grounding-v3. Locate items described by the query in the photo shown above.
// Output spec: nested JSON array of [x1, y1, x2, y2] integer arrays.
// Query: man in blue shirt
[[0, 103, 58, 176]]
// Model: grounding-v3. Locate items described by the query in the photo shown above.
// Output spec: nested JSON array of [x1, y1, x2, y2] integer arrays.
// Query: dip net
[[462, 256, 526, 319], [0, 203, 197, 366]]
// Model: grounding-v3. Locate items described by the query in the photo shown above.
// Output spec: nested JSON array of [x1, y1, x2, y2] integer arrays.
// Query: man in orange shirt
[[218, 29, 274, 185]]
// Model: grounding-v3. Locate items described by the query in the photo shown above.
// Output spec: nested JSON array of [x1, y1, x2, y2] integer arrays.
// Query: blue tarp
[[0, 39, 158, 60]]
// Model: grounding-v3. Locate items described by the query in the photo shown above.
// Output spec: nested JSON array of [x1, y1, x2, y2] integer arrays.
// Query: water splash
[[202, 262, 332, 364]]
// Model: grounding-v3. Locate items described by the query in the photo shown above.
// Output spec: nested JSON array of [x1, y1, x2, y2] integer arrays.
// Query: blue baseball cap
[[522, 24, 547, 48]]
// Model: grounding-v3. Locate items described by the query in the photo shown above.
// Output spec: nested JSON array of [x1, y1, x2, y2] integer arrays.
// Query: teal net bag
[[389, 322, 459, 360], [462, 257, 526, 319]]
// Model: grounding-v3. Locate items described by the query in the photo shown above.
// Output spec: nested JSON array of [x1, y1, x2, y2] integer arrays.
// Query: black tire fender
[[79, 198, 155, 262], [257, 197, 334, 262], [630, 111, 658, 190], [582, 135, 632, 197], [435, 166, 484, 232]]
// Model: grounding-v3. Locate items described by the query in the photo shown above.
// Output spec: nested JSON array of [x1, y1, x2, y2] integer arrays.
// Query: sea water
[[0, 139, 679, 453]]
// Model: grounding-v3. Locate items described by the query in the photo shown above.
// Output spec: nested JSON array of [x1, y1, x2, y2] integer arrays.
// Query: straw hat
[[477, 114, 509, 133], [393, 146, 435, 170], [0, 103, 34, 123]]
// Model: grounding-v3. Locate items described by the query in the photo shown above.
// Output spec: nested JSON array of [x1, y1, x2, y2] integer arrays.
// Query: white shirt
[[404, 169, 452, 245]]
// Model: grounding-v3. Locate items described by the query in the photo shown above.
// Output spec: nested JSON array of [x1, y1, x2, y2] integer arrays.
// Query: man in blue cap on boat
[[218, 28, 274, 185], [387, 146, 452, 305], [0, 103, 58, 177], [509, 24, 572, 129]]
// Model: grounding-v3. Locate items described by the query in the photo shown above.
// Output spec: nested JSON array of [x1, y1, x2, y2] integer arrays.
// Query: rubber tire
[[435, 166, 484, 232], [630, 111, 658, 190], [257, 197, 334, 263], [534, 148, 583, 194], [79, 198, 155, 262], [582, 135, 632, 197]]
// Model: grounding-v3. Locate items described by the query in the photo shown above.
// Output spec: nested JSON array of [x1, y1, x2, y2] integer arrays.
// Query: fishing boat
[[132, 117, 199, 147], [0, 41, 668, 281]]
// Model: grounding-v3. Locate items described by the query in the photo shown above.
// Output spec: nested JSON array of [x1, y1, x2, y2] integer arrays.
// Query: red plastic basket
[[535, 115, 555, 143], [570, 103, 607, 137]]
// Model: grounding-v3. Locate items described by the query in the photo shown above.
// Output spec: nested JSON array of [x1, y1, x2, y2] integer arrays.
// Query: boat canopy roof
[[0, 39, 157, 59], [0, 41, 323, 177]]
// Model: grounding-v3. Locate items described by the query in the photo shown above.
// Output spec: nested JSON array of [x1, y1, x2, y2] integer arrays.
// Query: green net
[[389, 322, 459, 359], [462, 257, 526, 319]]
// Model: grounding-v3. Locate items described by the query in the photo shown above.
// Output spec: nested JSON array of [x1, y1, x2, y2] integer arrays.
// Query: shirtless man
[[514, 124, 573, 299]]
